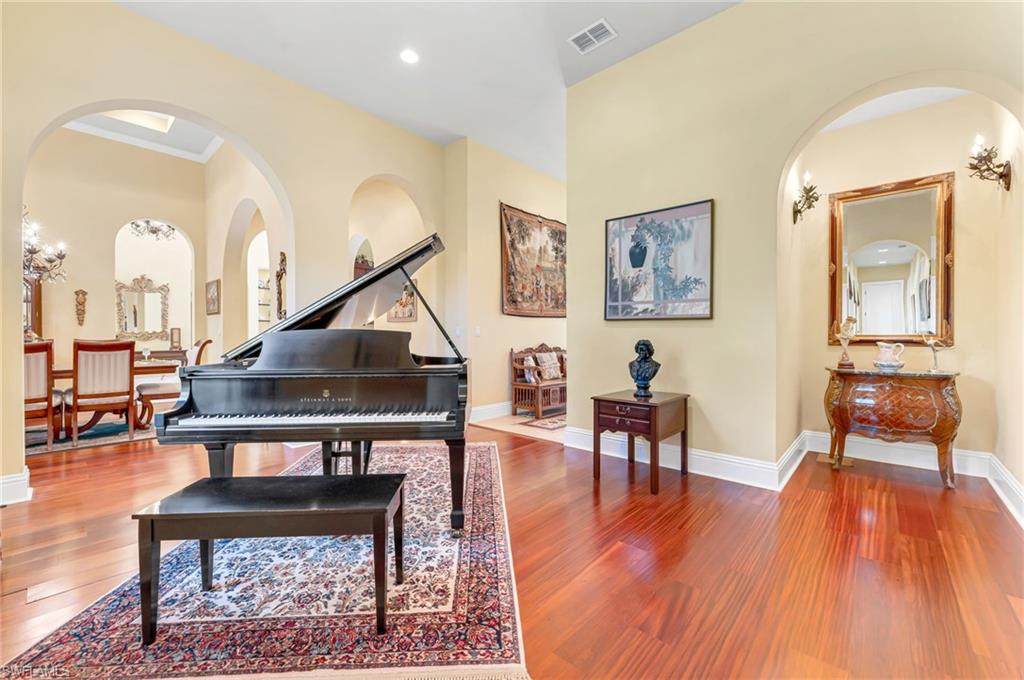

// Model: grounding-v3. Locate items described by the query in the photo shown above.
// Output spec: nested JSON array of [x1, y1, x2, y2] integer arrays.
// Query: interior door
[[860, 280, 905, 334]]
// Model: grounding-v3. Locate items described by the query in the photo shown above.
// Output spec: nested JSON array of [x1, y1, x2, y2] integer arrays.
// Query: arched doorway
[[246, 229, 270, 338], [114, 219, 195, 346]]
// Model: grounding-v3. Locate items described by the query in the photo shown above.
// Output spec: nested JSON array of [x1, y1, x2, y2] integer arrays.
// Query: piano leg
[[363, 441, 373, 473], [206, 443, 235, 478], [351, 441, 363, 475], [446, 438, 466, 534], [321, 442, 334, 476]]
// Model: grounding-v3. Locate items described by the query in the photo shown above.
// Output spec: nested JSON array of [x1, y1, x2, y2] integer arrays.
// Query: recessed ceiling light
[[400, 49, 419, 65], [878, 248, 889, 253], [878, 260, 888, 264]]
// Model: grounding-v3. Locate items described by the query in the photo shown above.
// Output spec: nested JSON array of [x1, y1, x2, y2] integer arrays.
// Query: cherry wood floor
[[2, 427, 1022, 678]]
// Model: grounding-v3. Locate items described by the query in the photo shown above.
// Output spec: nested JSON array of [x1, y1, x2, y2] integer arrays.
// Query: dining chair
[[136, 339, 212, 427], [24, 340, 62, 451], [63, 339, 136, 445]]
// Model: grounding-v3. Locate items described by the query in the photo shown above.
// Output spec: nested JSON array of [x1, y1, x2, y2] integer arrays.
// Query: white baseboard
[[470, 401, 513, 423], [565, 426, 802, 492], [988, 455, 1024, 528], [802, 431, 991, 477], [564, 426, 1024, 527], [283, 442, 316, 451], [0, 466, 33, 505], [803, 430, 1021, 528]]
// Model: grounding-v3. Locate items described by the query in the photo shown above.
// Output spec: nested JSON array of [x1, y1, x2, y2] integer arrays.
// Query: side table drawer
[[597, 402, 651, 421], [598, 414, 650, 434]]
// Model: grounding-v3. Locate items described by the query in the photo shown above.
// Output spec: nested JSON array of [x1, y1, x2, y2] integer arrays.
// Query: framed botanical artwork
[[205, 279, 221, 316], [387, 279, 418, 322], [605, 199, 713, 320], [500, 202, 566, 317]]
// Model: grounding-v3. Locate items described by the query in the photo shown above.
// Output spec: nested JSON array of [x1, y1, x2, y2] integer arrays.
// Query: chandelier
[[22, 209, 68, 282], [129, 218, 177, 240]]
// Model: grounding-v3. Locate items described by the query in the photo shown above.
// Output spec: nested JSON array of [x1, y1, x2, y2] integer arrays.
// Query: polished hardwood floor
[[2, 427, 1022, 678]]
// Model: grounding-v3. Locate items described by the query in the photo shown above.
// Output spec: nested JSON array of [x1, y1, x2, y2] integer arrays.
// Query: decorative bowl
[[873, 360, 904, 374]]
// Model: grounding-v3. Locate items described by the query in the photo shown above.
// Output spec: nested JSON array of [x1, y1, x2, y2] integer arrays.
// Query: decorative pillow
[[521, 356, 538, 384], [535, 352, 561, 380]]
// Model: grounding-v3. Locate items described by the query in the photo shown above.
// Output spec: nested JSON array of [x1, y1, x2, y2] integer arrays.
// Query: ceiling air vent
[[569, 19, 617, 55]]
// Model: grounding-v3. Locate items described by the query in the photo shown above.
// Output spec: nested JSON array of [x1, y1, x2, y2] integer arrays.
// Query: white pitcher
[[874, 341, 905, 373]]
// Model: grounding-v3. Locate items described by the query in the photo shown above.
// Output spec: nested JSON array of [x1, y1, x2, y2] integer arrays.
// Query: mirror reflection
[[120, 290, 163, 333], [841, 187, 937, 336]]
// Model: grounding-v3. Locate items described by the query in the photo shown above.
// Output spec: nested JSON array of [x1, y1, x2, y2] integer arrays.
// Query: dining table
[[53, 358, 181, 381]]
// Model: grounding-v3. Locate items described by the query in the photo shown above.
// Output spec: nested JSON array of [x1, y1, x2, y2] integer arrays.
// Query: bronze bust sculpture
[[628, 339, 660, 399]]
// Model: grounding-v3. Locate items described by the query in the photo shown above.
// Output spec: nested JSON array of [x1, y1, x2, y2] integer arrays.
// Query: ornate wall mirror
[[115, 274, 170, 341], [829, 172, 954, 346]]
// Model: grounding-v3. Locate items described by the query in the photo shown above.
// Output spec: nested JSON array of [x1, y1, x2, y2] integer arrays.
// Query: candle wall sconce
[[792, 171, 821, 223], [968, 134, 1011, 191]]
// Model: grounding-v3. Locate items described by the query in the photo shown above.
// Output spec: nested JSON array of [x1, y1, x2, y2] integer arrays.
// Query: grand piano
[[155, 234, 470, 530]]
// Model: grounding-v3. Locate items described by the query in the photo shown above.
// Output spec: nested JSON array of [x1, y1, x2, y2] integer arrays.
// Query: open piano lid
[[224, 233, 454, 362]]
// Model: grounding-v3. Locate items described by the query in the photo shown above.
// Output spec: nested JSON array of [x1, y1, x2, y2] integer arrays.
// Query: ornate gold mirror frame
[[828, 172, 954, 346], [115, 274, 170, 341]]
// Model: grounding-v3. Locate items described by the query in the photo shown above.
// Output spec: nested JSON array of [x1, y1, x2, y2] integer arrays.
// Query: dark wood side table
[[592, 390, 689, 493]]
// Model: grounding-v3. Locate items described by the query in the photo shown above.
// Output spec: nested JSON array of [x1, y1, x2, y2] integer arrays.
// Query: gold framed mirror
[[828, 172, 954, 346], [115, 274, 170, 341]]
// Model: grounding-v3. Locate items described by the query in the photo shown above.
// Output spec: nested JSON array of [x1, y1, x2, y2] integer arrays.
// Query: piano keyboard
[[177, 411, 451, 427]]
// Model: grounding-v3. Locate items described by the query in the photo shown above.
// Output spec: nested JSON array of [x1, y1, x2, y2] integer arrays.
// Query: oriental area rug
[[1, 442, 528, 680]]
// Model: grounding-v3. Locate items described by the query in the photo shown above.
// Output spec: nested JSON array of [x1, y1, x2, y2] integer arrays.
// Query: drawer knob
[[616, 406, 630, 415]]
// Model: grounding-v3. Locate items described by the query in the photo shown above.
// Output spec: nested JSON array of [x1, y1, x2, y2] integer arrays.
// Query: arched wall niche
[[774, 73, 1024, 480], [114, 219, 195, 347], [347, 175, 438, 355]]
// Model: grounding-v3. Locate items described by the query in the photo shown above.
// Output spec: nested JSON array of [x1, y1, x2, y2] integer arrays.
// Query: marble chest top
[[824, 367, 959, 378]]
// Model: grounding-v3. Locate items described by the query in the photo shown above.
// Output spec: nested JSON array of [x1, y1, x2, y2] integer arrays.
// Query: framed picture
[[500, 202, 566, 317], [605, 199, 713, 320], [205, 279, 221, 316], [387, 279, 418, 322]]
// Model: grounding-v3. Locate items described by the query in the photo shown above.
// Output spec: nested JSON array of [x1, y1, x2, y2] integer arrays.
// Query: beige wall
[[23, 128, 206, 367], [458, 139, 567, 408], [2, 2, 449, 479], [795, 94, 1023, 476], [568, 1, 1022, 465]]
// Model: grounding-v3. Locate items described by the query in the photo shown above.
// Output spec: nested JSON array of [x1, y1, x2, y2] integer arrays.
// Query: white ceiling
[[65, 113, 223, 163], [821, 87, 969, 133], [852, 240, 921, 268], [119, 2, 736, 178]]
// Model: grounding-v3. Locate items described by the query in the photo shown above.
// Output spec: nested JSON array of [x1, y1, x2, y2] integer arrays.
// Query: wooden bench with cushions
[[510, 343, 567, 419]]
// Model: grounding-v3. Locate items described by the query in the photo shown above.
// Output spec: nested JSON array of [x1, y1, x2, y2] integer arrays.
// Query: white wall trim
[[283, 442, 316, 452], [1, 466, 34, 505], [564, 426, 1023, 527], [988, 454, 1024, 528], [565, 426, 802, 492], [470, 401, 513, 423], [802, 431, 992, 477]]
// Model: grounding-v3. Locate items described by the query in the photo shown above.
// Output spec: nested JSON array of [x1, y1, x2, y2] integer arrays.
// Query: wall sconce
[[968, 134, 1011, 191], [792, 171, 821, 223]]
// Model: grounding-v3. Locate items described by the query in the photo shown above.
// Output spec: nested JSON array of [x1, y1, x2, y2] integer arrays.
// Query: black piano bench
[[132, 474, 405, 644]]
